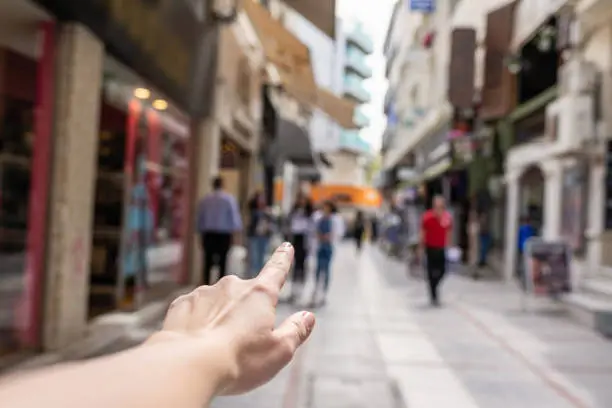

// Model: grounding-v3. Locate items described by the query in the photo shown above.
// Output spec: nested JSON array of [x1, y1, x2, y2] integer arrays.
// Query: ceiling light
[[134, 88, 151, 100], [153, 99, 168, 111]]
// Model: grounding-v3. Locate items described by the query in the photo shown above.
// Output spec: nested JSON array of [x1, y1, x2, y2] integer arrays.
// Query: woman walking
[[287, 193, 314, 300], [247, 191, 273, 278], [312, 201, 338, 306]]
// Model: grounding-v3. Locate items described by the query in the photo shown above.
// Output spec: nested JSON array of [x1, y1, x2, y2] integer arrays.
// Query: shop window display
[[90, 98, 189, 317], [0, 32, 43, 356]]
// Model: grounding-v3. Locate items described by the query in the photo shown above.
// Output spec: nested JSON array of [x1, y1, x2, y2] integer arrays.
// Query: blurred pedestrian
[[353, 211, 365, 251], [247, 191, 273, 278], [420, 195, 453, 306], [517, 215, 537, 288], [313, 201, 335, 306], [197, 176, 243, 285], [370, 215, 379, 243], [287, 193, 314, 300]]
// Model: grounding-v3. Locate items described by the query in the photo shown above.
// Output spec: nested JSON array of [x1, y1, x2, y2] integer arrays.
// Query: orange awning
[[274, 181, 382, 208]]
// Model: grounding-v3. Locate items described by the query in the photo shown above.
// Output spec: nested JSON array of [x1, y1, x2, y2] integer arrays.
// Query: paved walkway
[[213, 243, 612, 408]]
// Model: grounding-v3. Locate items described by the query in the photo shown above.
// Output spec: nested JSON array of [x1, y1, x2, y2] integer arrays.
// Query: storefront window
[[91, 86, 190, 316], [0, 50, 38, 354]]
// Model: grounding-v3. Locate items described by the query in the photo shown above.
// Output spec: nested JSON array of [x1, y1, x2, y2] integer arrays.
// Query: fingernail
[[302, 311, 315, 331], [280, 242, 293, 250]]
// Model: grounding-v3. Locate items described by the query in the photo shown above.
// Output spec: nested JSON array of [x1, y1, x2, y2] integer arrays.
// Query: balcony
[[344, 76, 371, 104], [346, 25, 374, 54], [345, 48, 373, 79], [339, 130, 372, 155], [354, 108, 370, 128]]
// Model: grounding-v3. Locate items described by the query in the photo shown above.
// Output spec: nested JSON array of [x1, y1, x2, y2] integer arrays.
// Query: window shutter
[[480, 1, 517, 121], [237, 57, 250, 108], [448, 28, 476, 110]]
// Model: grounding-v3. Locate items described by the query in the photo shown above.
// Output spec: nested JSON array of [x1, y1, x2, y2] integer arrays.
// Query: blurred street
[[94, 243, 612, 408]]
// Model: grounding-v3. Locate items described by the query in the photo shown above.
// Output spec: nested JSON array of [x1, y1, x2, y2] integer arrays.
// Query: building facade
[[0, 0, 347, 362]]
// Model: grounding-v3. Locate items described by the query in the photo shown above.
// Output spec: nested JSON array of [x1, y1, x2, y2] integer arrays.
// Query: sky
[[337, 0, 396, 152]]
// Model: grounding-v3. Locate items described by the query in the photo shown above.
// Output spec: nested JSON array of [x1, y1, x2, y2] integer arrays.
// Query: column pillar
[[587, 161, 605, 276], [542, 160, 563, 240], [44, 24, 103, 350], [186, 118, 221, 285], [503, 171, 521, 281]]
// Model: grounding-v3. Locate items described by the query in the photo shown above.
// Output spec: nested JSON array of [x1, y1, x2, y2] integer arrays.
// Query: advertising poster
[[524, 239, 571, 297]]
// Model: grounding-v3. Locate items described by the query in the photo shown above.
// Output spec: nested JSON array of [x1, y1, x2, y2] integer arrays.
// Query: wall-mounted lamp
[[211, 0, 238, 24], [134, 88, 151, 100], [153, 99, 168, 111]]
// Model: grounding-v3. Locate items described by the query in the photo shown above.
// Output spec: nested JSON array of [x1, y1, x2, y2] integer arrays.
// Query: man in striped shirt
[[197, 176, 243, 285]]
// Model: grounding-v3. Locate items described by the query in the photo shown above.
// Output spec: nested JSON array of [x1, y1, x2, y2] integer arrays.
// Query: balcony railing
[[345, 49, 373, 78], [346, 27, 374, 54], [340, 130, 371, 154], [344, 76, 371, 103]]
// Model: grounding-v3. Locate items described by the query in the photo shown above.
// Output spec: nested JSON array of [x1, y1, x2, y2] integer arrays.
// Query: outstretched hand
[[149, 242, 316, 395]]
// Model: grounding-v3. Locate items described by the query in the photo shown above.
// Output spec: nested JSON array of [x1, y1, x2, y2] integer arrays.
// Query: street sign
[[409, 0, 436, 13]]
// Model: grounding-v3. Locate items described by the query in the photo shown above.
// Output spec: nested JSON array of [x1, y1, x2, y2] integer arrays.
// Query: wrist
[[146, 332, 239, 396]]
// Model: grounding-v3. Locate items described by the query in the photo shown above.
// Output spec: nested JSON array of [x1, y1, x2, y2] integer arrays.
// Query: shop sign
[[451, 136, 474, 164], [409, 0, 435, 13], [523, 238, 572, 297], [35, 0, 214, 116]]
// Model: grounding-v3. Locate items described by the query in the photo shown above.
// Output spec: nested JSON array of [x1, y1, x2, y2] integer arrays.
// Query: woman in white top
[[287, 193, 314, 300]]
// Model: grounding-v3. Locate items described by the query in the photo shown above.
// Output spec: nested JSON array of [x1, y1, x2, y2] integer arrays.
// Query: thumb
[[274, 311, 316, 356]]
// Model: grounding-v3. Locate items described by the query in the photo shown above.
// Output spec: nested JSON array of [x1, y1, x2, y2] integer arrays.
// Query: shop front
[[30, 0, 221, 339], [90, 67, 192, 316], [0, 0, 56, 356]]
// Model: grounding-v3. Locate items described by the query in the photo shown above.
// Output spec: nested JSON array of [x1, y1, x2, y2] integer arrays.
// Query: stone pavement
[[213, 243, 612, 408]]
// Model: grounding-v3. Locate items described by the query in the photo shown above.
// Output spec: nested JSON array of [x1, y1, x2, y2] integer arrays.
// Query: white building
[[382, 1, 454, 181]]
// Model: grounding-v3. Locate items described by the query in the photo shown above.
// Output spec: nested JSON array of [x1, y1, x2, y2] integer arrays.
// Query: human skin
[[0, 242, 315, 408]]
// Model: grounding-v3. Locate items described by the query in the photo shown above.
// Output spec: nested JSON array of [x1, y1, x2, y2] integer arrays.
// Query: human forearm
[[0, 336, 233, 408]]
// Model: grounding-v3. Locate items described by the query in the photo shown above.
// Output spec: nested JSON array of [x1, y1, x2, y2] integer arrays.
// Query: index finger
[[257, 242, 294, 291]]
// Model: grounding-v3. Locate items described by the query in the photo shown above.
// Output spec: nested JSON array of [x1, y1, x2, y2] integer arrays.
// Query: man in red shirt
[[420, 195, 453, 306]]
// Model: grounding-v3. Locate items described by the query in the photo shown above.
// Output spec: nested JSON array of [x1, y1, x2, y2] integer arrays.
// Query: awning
[[315, 88, 359, 129], [282, 0, 336, 38], [243, 0, 317, 103], [272, 119, 315, 166], [243, 1, 357, 127]]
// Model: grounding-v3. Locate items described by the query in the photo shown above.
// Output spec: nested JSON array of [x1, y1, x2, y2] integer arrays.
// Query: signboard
[[409, 0, 436, 13], [524, 239, 571, 297]]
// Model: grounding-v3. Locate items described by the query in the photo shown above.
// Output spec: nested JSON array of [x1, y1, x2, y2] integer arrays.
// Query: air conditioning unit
[[559, 58, 597, 95]]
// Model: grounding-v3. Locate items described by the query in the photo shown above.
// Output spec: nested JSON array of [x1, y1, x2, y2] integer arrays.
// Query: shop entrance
[[519, 165, 545, 233], [89, 59, 190, 318], [0, 0, 54, 354]]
